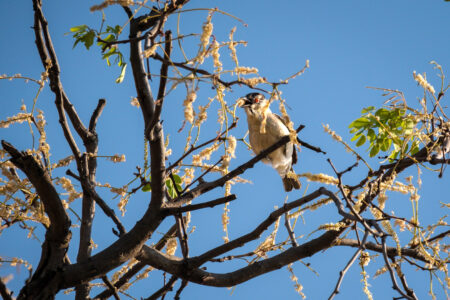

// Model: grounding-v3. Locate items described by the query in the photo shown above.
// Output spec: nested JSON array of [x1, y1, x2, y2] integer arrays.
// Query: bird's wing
[[273, 113, 298, 165]]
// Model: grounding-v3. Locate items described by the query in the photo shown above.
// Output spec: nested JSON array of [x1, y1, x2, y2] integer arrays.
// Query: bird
[[238, 92, 301, 192]]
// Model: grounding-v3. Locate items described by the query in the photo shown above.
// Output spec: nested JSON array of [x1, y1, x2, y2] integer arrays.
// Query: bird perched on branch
[[238, 93, 301, 192]]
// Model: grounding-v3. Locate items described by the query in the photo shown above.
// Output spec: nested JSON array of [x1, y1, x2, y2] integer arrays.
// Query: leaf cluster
[[142, 174, 183, 199], [349, 106, 419, 160], [68, 24, 127, 83]]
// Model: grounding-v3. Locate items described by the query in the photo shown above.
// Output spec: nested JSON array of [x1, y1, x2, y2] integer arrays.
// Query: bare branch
[[284, 211, 298, 247], [144, 275, 178, 300], [174, 280, 188, 300], [101, 276, 120, 300], [0, 277, 13, 300], [146, 30, 172, 137], [89, 99, 107, 132], [93, 224, 178, 299], [336, 239, 432, 264], [2, 140, 71, 299], [381, 236, 417, 300], [162, 195, 237, 214], [328, 231, 369, 300]]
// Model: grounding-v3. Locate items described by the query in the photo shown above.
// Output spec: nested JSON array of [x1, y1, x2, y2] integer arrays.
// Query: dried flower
[[108, 154, 126, 163], [130, 97, 140, 107], [413, 71, 435, 94], [183, 91, 197, 124]]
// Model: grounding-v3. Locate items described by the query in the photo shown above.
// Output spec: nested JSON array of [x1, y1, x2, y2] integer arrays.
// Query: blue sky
[[1, 1, 449, 299]]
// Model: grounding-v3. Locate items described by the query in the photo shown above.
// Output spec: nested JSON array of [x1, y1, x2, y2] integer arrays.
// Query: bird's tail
[[282, 171, 301, 192]]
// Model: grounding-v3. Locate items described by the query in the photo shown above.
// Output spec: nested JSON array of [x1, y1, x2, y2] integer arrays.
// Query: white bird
[[239, 93, 301, 192]]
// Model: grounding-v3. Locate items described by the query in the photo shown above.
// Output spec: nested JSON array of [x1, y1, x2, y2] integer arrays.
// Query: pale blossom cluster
[[182, 167, 195, 186], [359, 251, 371, 267], [193, 13, 213, 64], [111, 259, 138, 283], [165, 238, 178, 255], [413, 71, 436, 94], [0, 113, 32, 129], [299, 172, 338, 185], [228, 27, 239, 67], [323, 124, 343, 143], [194, 104, 208, 127], [287, 263, 306, 299], [108, 154, 126, 163], [130, 97, 140, 107], [36, 110, 50, 156], [226, 136, 237, 158], [254, 216, 280, 257], [211, 40, 222, 72], [90, 0, 136, 12], [361, 270, 373, 300], [240, 77, 266, 88], [52, 155, 75, 169], [55, 177, 82, 203], [192, 143, 219, 166], [222, 202, 230, 243], [233, 66, 258, 75], [183, 91, 197, 124], [318, 221, 346, 231]]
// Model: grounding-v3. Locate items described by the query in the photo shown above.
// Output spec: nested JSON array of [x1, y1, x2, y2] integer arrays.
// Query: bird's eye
[[254, 98, 259, 103]]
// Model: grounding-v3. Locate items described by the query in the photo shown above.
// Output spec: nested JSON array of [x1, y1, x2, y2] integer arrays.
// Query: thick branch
[[2, 140, 71, 299], [0, 278, 13, 300], [93, 224, 178, 299]]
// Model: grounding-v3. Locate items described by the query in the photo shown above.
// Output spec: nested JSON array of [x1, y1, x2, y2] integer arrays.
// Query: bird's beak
[[237, 97, 251, 107]]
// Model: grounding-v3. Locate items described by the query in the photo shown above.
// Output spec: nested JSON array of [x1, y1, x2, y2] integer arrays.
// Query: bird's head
[[237, 93, 271, 119], [238, 93, 265, 108]]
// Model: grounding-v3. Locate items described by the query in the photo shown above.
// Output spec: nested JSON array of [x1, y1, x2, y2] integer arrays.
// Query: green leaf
[[356, 135, 366, 147], [351, 133, 361, 142], [410, 140, 420, 155], [84, 31, 95, 49], [349, 117, 371, 129], [69, 25, 88, 32], [361, 106, 375, 114], [369, 144, 380, 157], [115, 63, 127, 83], [172, 174, 182, 184], [142, 183, 151, 192], [367, 128, 376, 142], [375, 108, 390, 120], [381, 138, 392, 152]]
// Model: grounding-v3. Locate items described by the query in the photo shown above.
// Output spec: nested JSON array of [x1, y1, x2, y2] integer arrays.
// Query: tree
[[1, 1, 449, 299]]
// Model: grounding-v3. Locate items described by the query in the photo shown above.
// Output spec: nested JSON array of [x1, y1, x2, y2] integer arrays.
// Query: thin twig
[[167, 121, 237, 173], [162, 195, 237, 214], [144, 275, 178, 300], [89, 99, 107, 132], [381, 236, 416, 300], [174, 280, 188, 300], [284, 198, 298, 247], [101, 276, 120, 300], [328, 230, 369, 300]]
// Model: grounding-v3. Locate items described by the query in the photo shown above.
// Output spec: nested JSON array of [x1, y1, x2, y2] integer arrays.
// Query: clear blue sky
[[1, 1, 449, 299]]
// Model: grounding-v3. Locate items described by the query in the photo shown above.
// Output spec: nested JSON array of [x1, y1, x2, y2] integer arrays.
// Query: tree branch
[[162, 195, 237, 214], [2, 140, 71, 299], [0, 277, 13, 300]]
